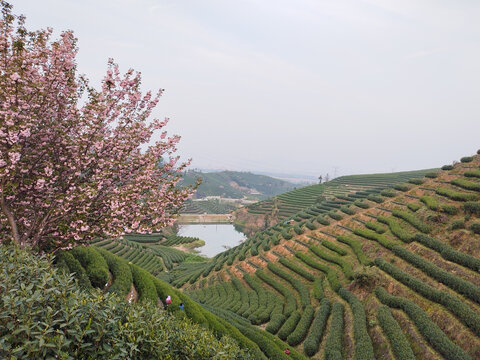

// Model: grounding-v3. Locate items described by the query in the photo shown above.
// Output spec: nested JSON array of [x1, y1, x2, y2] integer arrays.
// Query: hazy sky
[[13, 0, 480, 178]]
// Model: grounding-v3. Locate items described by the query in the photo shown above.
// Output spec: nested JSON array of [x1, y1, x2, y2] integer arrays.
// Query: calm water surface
[[178, 224, 246, 257]]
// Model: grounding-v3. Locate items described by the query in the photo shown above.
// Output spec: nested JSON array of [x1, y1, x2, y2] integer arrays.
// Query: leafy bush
[[295, 252, 341, 292], [328, 212, 343, 221], [324, 302, 344, 360], [312, 277, 325, 300], [55, 250, 92, 289], [441, 204, 458, 215], [303, 298, 330, 356], [321, 239, 348, 256], [460, 156, 473, 163], [392, 209, 431, 233], [451, 178, 480, 192], [464, 169, 480, 179], [266, 312, 286, 334], [294, 225, 304, 235], [267, 263, 311, 308], [130, 264, 159, 303], [394, 184, 410, 192], [407, 202, 421, 212], [0, 245, 252, 360], [256, 270, 297, 316], [354, 200, 370, 209], [425, 171, 439, 178], [305, 221, 318, 230], [353, 228, 396, 250], [338, 288, 374, 360], [282, 229, 293, 240], [367, 194, 384, 203], [336, 235, 372, 266], [471, 222, 480, 234], [278, 311, 301, 340], [436, 187, 479, 201], [310, 245, 354, 280], [375, 287, 471, 360], [377, 305, 415, 360], [441, 165, 454, 171], [450, 220, 464, 231], [365, 221, 386, 234], [340, 206, 355, 215], [408, 178, 424, 184], [316, 216, 331, 225], [375, 257, 480, 335], [380, 189, 396, 197], [420, 195, 439, 211], [71, 246, 109, 288], [279, 257, 315, 281], [377, 216, 414, 243], [286, 305, 315, 346], [97, 247, 133, 297], [464, 201, 480, 215]]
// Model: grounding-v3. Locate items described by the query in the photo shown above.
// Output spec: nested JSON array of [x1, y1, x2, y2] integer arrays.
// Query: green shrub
[[338, 288, 374, 360], [55, 250, 92, 289], [367, 194, 384, 203], [436, 187, 479, 201], [256, 270, 297, 316], [97, 247, 133, 297], [471, 222, 480, 234], [375, 258, 480, 335], [336, 235, 372, 266], [425, 171, 439, 178], [328, 212, 343, 221], [464, 169, 480, 179], [282, 229, 293, 240], [377, 305, 415, 360], [365, 221, 386, 234], [130, 264, 158, 303], [392, 209, 431, 233], [354, 200, 370, 209], [0, 245, 252, 360], [420, 195, 439, 211], [320, 239, 348, 256], [464, 201, 480, 215], [353, 228, 396, 250], [394, 184, 410, 192], [312, 277, 324, 300], [286, 305, 315, 346], [478, 149, 480, 155], [407, 202, 421, 212], [324, 302, 344, 360], [441, 165, 454, 171], [278, 311, 301, 340], [375, 287, 471, 360], [267, 263, 310, 308], [303, 298, 330, 356], [305, 221, 317, 230], [380, 189, 396, 197], [441, 204, 458, 215], [451, 219, 465, 229], [460, 156, 473, 163], [409, 178, 425, 185], [413, 233, 480, 272], [451, 178, 480, 192], [340, 206, 355, 215], [279, 257, 315, 282], [316, 216, 331, 225], [310, 245, 354, 280], [294, 225, 304, 235], [295, 252, 341, 292], [71, 246, 109, 288], [377, 216, 414, 243], [266, 312, 286, 334]]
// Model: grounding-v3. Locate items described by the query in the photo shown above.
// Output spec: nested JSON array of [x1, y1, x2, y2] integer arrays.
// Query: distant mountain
[[180, 170, 296, 200]]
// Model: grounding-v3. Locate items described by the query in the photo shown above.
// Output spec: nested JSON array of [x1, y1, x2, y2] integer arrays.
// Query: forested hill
[[180, 170, 296, 200]]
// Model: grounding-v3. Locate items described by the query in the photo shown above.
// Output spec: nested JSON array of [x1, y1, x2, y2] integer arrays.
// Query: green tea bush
[[408, 178, 424, 184], [295, 252, 341, 292], [394, 184, 410, 192], [278, 311, 301, 340], [336, 235, 372, 266], [279, 257, 315, 281], [365, 221, 386, 234], [324, 302, 344, 360], [338, 288, 374, 360], [294, 225, 304, 235], [321, 239, 348, 256], [377, 305, 415, 360], [354, 200, 370, 209], [312, 277, 325, 300], [266, 312, 286, 334], [267, 263, 311, 308], [380, 189, 396, 197], [392, 209, 431, 233], [306, 221, 318, 230], [287, 305, 315, 346], [303, 298, 330, 356], [97, 247, 132, 297], [328, 212, 343, 221], [55, 250, 92, 289], [0, 245, 253, 360], [375, 287, 471, 360], [464, 169, 480, 178], [130, 264, 158, 303], [282, 229, 293, 240], [407, 202, 421, 212], [420, 195, 439, 211], [425, 171, 439, 178], [310, 245, 354, 280], [441, 165, 454, 170], [441, 204, 458, 215], [436, 187, 479, 201], [256, 270, 297, 316], [353, 228, 396, 250], [450, 219, 465, 229], [460, 156, 473, 163], [316, 216, 331, 225], [464, 201, 480, 215], [471, 222, 480, 234], [413, 234, 480, 272], [375, 258, 480, 335], [367, 194, 384, 203], [71, 246, 109, 288], [377, 216, 414, 243], [451, 178, 480, 192], [340, 206, 355, 215]]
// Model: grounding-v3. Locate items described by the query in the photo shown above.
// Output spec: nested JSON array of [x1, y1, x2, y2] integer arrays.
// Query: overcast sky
[[14, 0, 480, 178]]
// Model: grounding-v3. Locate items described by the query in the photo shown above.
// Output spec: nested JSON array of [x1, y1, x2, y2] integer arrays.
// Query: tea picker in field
[[165, 295, 172, 308], [179, 303, 184, 311]]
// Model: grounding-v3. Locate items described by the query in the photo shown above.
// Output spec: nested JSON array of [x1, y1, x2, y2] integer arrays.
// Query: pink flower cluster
[[0, 4, 197, 251]]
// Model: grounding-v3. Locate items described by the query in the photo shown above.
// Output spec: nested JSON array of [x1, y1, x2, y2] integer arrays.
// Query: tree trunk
[[0, 195, 20, 245]]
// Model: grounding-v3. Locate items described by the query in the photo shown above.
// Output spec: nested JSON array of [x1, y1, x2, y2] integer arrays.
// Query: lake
[[178, 224, 246, 257]]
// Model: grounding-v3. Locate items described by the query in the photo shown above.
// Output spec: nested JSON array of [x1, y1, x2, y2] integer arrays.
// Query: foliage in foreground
[[0, 245, 252, 360]]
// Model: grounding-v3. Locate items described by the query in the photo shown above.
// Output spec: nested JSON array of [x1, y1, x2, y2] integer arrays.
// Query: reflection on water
[[178, 224, 246, 258]]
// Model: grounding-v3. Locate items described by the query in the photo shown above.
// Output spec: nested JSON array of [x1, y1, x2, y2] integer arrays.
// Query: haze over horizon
[[14, 0, 480, 178]]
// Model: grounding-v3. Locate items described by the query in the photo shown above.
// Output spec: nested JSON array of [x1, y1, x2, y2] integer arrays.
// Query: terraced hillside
[[175, 153, 480, 359]]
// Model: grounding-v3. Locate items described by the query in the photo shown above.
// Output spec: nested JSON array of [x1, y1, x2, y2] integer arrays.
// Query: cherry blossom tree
[[0, 1, 197, 251]]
